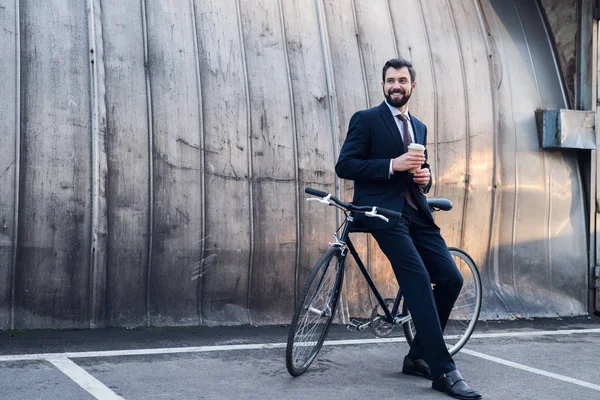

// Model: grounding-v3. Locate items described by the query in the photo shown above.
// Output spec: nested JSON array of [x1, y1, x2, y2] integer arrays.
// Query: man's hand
[[392, 152, 425, 172], [413, 168, 431, 185]]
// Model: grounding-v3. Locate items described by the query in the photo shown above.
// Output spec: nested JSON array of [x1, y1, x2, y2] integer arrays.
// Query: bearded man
[[335, 57, 481, 400]]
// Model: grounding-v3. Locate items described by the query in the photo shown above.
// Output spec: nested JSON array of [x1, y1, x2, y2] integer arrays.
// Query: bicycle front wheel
[[403, 248, 482, 356], [286, 247, 345, 376]]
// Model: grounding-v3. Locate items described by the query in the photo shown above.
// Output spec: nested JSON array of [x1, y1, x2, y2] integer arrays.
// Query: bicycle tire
[[402, 247, 482, 356], [286, 247, 345, 376]]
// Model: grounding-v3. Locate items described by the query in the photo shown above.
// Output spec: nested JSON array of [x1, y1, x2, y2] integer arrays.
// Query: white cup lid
[[408, 143, 425, 150]]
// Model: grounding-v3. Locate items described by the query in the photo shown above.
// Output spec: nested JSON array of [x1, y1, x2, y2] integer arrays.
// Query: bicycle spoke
[[452, 303, 475, 311], [287, 249, 343, 375], [403, 249, 482, 357]]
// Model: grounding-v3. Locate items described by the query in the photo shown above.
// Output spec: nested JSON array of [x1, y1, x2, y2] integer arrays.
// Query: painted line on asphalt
[[47, 357, 125, 400], [0, 327, 598, 362], [461, 348, 600, 392], [463, 327, 600, 339]]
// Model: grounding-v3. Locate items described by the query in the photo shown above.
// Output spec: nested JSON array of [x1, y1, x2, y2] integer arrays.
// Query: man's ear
[[412, 81, 417, 90]]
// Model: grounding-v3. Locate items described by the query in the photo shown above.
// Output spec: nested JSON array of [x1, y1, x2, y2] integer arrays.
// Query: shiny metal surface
[[0, 0, 589, 328], [537, 109, 596, 149], [559, 109, 596, 149]]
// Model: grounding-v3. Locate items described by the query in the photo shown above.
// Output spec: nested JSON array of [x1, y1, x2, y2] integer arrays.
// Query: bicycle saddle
[[427, 197, 453, 211]]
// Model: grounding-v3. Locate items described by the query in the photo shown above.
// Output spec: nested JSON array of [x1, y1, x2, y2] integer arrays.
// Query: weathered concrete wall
[[0, 0, 590, 329]]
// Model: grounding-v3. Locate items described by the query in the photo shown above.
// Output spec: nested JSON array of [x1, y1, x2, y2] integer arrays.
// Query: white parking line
[[47, 357, 125, 400], [462, 348, 600, 392], [0, 327, 598, 362]]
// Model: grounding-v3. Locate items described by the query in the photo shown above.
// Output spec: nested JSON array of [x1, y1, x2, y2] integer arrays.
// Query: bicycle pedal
[[347, 319, 369, 332]]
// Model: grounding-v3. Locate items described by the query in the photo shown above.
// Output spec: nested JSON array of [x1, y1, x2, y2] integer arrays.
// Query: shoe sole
[[445, 394, 482, 400], [402, 368, 433, 380], [432, 387, 482, 400]]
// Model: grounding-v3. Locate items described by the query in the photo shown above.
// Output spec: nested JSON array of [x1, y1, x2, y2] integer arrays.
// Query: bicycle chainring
[[369, 298, 397, 338]]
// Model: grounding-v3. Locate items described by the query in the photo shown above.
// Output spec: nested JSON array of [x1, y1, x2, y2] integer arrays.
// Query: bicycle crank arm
[[393, 315, 412, 325], [347, 319, 371, 332]]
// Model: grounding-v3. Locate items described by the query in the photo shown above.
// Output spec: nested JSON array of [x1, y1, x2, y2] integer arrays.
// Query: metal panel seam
[[140, 0, 154, 327], [351, 0, 374, 308], [351, 0, 370, 109], [385, 0, 399, 57], [10, 0, 21, 330], [416, 0, 439, 196], [474, 0, 510, 312], [189, 0, 205, 326], [492, 2, 524, 314], [315, 0, 346, 323], [515, 1, 543, 105], [315, 0, 340, 230], [86, 0, 100, 328], [592, 12, 599, 314], [515, 0, 555, 314], [447, 0, 470, 250], [235, 0, 255, 326], [277, 0, 301, 309]]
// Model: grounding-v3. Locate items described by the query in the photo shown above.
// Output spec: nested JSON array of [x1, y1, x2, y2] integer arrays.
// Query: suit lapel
[[409, 112, 425, 145], [378, 102, 405, 152]]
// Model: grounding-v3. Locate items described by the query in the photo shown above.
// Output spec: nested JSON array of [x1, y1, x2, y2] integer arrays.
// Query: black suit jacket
[[335, 101, 434, 229]]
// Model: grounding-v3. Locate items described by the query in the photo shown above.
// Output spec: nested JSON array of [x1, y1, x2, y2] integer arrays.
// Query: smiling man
[[335, 58, 481, 400]]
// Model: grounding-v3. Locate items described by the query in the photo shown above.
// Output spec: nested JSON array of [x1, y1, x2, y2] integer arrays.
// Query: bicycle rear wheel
[[402, 248, 482, 356], [286, 247, 345, 376]]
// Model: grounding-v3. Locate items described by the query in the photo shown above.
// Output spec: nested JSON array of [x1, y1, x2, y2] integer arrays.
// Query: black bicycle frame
[[336, 212, 404, 324]]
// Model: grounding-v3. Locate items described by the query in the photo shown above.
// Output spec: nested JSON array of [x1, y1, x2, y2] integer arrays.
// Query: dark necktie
[[396, 114, 418, 210]]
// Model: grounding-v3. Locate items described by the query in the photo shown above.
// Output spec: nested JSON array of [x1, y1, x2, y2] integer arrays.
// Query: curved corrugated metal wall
[[0, 0, 588, 329]]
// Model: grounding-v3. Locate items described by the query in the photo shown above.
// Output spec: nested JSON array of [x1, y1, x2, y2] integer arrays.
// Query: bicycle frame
[[287, 188, 480, 374], [335, 212, 406, 326]]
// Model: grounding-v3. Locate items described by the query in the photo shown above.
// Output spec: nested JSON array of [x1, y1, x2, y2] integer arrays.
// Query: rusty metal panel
[[483, 0, 587, 317], [447, 0, 498, 317], [88, 0, 109, 329], [279, 0, 337, 323], [350, 0, 401, 302], [418, 0, 468, 250], [238, 0, 298, 325], [0, 0, 18, 329], [16, 0, 92, 328], [145, 0, 202, 326], [101, 0, 150, 327], [321, 0, 371, 320], [194, 0, 251, 326], [0, 0, 591, 329]]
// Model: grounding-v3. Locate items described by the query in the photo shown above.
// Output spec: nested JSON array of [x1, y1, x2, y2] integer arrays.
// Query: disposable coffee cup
[[407, 143, 425, 173]]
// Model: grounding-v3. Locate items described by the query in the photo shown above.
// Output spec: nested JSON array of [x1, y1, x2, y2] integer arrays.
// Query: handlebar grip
[[305, 187, 329, 198], [376, 207, 402, 220]]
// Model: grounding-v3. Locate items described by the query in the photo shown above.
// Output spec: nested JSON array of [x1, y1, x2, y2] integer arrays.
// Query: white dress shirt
[[385, 100, 415, 177]]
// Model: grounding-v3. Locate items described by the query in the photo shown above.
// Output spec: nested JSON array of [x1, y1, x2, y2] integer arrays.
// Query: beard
[[385, 88, 411, 108]]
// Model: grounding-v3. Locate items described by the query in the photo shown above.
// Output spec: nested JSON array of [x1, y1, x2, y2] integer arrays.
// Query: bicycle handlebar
[[305, 187, 329, 198], [304, 186, 402, 222]]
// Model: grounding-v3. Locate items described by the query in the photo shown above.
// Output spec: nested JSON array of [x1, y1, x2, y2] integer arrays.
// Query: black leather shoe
[[432, 370, 481, 399], [402, 356, 433, 380]]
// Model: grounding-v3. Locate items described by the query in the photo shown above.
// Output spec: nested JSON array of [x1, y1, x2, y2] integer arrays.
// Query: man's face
[[382, 67, 416, 108]]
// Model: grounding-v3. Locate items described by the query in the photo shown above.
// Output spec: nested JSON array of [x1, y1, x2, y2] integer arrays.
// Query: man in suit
[[335, 58, 481, 400]]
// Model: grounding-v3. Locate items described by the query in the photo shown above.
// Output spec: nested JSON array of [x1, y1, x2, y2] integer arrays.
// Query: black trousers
[[370, 205, 463, 377]]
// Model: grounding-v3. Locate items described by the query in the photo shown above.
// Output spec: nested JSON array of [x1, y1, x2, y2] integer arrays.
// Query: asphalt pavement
[[1, 316, 599, 400]]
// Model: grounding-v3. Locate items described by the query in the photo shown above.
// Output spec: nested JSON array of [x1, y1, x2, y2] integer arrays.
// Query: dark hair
[[382, 58, 416, 83]]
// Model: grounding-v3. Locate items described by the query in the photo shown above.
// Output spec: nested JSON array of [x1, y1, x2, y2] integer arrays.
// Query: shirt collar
[[385, 100, 410, 120]]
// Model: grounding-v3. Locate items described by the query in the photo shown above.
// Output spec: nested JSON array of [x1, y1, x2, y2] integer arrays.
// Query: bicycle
[[286, 187, 482, 377]]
